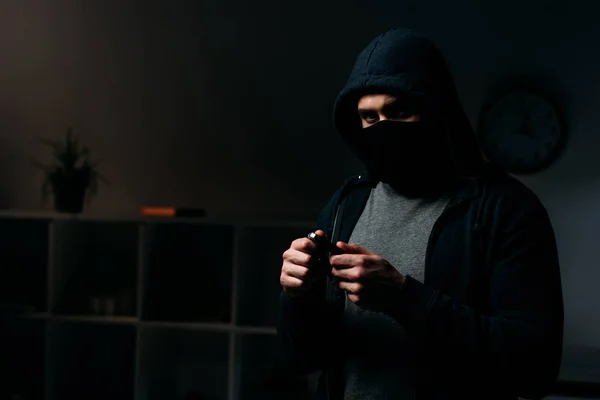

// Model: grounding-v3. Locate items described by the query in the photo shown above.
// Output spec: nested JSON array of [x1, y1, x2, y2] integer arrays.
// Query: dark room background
[[0, 0, 599, 389]]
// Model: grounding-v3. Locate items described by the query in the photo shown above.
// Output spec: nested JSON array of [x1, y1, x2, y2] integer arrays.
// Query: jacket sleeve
[[390, 191, 564, 399], [276, 184, 343, 374]]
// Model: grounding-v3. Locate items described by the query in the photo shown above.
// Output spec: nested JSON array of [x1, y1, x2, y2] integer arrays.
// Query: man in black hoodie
[[278, 28, 564, 400]]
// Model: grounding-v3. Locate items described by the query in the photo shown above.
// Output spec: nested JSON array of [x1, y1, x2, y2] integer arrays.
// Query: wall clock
[[477, 89, 566, 174]]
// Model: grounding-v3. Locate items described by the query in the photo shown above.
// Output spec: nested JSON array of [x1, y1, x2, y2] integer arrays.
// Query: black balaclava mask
[[347, 117, 457, 197]]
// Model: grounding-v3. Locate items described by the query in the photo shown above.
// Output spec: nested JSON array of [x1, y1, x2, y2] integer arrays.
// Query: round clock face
[[478, 90, 565, 174]]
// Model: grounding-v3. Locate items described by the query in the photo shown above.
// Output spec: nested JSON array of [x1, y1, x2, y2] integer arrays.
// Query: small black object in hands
[[307, 232, 344, 255], [307, 232, 344, 285]]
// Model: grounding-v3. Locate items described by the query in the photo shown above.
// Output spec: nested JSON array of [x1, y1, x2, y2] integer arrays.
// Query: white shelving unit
[[0, 211, 318, 400]]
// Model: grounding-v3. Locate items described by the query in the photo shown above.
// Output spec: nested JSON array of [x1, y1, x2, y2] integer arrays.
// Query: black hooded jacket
[[277, 29, 564, 400]]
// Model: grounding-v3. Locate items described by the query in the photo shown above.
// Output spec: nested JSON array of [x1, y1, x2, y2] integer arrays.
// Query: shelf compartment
[[51, 220, 139, 317], [142, 223, 233, 323], [46, 321, 136, 400], [0, 318, 46, 400], [137, 326, 229, 400], [51, 314, 139, 325], [233, 333, 316, 399], [0, 218, 49, 312], [236, 226, 310, 327]]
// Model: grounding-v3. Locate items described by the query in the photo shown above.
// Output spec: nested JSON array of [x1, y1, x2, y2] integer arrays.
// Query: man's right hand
[[280, 229, 329, 298]]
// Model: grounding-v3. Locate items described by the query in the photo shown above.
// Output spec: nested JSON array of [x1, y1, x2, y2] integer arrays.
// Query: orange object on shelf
[[140, 207, 206, 218], [140, 207, 176, 217]]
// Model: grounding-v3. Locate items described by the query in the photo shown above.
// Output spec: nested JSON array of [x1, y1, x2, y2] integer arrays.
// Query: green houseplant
[[34, 127, 108, 213]]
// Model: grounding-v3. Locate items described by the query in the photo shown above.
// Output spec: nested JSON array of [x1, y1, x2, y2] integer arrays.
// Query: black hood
[[333, 28, 484, 178]]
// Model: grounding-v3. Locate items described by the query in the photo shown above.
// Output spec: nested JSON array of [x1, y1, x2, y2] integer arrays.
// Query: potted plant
[[34, 127, 108, 213]]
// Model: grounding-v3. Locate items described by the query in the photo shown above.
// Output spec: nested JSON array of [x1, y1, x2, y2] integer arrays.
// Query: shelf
[[236, 226, 310, 327], [51, 220, 138, 316], [18, 312, 278, 335], [234, 326, 276, 335], [233, 334, 316, 400], [141, 321, 232, 332], [0, 318, 46, 400], [0, 213, 318, 400], [46, 321, 136, 400], [0, 209, 314, 228], [0, 218, 49, 312], [20, 312, 138, 325], [139, 322, 276, 335], [137, 326, 229, 400], [142, 223, 233, 323], [52, 314, 139, 325]]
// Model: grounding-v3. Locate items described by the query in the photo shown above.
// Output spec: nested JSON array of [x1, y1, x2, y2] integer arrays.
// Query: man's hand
[[280, 230, 329, 298], [330, 242, 405, 313]]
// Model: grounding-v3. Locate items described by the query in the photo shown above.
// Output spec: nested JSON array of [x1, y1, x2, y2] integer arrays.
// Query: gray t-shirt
[[343, 182, 449, 399]]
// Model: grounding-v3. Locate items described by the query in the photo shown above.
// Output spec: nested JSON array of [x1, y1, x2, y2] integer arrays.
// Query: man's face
[[357, 93, 421, 128]]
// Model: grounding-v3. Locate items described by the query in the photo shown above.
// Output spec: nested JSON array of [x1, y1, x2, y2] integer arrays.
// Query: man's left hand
[[330, 242, 406, 313]]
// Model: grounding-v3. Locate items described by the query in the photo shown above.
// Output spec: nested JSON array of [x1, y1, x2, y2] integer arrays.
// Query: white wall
[[1, 0, 599, 383]]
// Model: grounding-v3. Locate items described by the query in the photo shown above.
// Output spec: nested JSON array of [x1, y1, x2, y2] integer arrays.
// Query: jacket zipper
[[325, 198, 344, 400], [325, 176, 360, 400]]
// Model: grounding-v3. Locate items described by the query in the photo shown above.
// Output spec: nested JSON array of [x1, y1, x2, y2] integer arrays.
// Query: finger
[[283, 248, 317, 268], [331, 266, 362, 282], [281, 269, 323, 288], [338, 281, 363, 294], [329, 254, 366, 270], [282, 261, 319, 282], [314, 229, 328, 239], [335, 242, 375, 255], [281, 274, 305, 289], [291, 237, 320, 255], [347, 293, 361, 305], [281, 275, 314, 297]]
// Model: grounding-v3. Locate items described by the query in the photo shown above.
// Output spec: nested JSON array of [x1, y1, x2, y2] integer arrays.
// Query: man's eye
[[385, 103, 416, 120], [389, 106, 413, 119], [396, 111, 414, 119], [361, 112, 378, 122]]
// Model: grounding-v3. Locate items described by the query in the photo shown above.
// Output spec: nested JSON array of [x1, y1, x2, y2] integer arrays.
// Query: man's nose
[[378, 112, 388, 121]]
